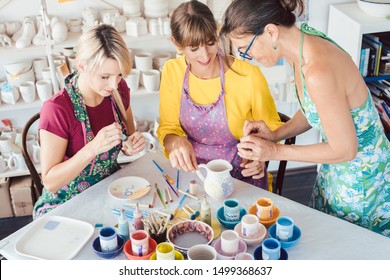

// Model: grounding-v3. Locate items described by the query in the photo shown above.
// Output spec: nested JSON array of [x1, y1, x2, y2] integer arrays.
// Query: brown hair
[[220, 0, 304, 37], [170, 0, 218, 48]]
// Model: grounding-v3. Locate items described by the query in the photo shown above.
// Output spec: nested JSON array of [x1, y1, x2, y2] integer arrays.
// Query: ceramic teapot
[[196, 159, 234, 200]]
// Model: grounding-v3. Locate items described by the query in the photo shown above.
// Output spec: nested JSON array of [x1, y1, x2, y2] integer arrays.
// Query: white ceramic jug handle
[[195, 164, 207, 183], [33, 147, 40, 163]]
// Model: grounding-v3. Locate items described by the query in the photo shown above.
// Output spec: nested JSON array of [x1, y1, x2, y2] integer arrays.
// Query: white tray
[[15, 215, 94, 260]]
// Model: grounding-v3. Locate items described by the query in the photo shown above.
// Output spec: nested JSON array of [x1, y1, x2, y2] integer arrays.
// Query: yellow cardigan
[[157, 55, 281, 155]]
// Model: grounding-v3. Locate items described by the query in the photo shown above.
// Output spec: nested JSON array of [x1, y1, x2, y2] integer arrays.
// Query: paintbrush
[[152, 160, 174, 185]]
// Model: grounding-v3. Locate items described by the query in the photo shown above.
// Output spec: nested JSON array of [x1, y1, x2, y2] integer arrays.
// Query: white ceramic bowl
[[213, 238, 247, 260], [357, 0, 390, 17], [5, 60, 33, 76]]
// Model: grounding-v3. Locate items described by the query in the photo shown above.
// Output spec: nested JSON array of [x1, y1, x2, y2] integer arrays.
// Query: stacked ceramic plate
[[144, 0, 169, 19], [357, 0, 390, 17]]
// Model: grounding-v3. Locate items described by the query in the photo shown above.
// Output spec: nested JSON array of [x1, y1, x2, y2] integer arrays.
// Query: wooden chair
[[21, 112, 43, 203], [271, 112, 296, 196]]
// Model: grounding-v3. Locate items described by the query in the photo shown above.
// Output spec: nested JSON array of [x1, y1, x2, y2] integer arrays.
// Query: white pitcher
[[7, 150, 27, 171], [32, 142, 40, 164], [196, 159, 234, 200]]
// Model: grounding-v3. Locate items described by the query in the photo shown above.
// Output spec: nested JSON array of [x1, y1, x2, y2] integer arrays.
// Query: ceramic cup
[[36, 80, 53, 101], [19, 81, 36, 103], [99, 227, 118, 252], [142, 69, 160, 92], [241, 214, 260, 238], [153, 52, 170, 70], [223, 198, 240, 222], [130, 229, 150, 256], [262, 238, 281, 260], [256, 197, 273, 221], [32, 142, 41, 164], [235, 252, 254, 260], [126, 69, 140, 92], [187, 244, 217, 260], [220, 230, 239, 256], [156, 241, 175, 260], [0, 155, 8, 173], [7, 150, 28, 171], [32, 57, 48, 80], [135, 52, 153, 71], [0, 136, 13, 156], [41, 67, 52, 81], [276, 216, 294, 241]]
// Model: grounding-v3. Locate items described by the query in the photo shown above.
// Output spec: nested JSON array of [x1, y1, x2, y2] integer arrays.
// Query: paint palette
[[108, 176, 151, 201]]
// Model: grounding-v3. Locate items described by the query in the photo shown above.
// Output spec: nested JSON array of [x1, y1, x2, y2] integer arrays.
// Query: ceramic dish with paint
[[216, 206, 247, 229], [167, 220, 214, 255], [248, 205, 280, 227], [150, 250, 184, 260], [268, 224, 302, 249], [108, 176, 151, 201], [92, 235, 124, 259], [253, 245, 288, 260], [212, 237, 247, 260], [233, 222, 267, 247], [124, 237, 157, 260]]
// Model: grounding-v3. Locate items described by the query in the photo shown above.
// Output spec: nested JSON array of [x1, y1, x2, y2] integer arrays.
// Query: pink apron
[[179, 54, 267, 189]]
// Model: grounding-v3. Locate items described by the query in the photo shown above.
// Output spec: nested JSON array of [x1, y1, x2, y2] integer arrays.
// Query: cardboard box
[[0, 177, 14, 218], [10, 176, 33, 217]]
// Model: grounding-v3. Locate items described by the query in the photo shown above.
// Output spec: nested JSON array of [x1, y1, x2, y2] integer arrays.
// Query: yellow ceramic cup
[[156, 242, 175, 260]]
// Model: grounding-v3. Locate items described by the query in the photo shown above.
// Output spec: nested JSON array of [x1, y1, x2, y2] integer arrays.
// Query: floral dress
[[298, 24, 390, 237]]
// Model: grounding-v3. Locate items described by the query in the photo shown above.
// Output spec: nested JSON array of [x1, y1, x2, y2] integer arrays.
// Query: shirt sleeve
[[157, 59, 187, 157], [39, 95, 72, 140], [250, 66, 282, 131]]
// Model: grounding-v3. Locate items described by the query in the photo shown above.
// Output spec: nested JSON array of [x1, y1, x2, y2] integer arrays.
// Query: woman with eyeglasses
[[221, 0, 390, 236], [156, 0, 281, 189]]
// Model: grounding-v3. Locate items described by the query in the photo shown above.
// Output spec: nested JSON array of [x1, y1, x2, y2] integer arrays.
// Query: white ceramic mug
[[130, 230, 149, 256], [36, 80, 53, 101], [241, 214, 260, 238], [135, 52, 153, 71], [0, 136, 14, 156], [7, 150, 28, 171], [126, 69, 140, 92], [0, 155, 8, 173], [32, 142, 41, 164], [187, 244, 217, 260], [142, 69, 160, 92], [19, 81, 36, 103], [32, 57, 48, 80], [153, 52, 170, 70], [220, 230, 239, 256]]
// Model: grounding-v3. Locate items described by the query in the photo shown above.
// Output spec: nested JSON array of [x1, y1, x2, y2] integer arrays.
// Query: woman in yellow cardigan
[[157, 0, 281, 189]]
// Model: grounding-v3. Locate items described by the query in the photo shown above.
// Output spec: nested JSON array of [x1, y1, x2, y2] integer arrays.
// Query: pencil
[[163, 188, 168, 204]]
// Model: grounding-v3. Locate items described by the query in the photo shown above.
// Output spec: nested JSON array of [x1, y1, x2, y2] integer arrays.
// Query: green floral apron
[[33, 72, 127, 219]]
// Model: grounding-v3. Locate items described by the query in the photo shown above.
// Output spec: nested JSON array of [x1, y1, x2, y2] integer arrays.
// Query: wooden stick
[[178, 189, 199, 200]]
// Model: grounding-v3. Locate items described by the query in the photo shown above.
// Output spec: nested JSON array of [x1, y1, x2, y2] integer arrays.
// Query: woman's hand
[[243, 120, 277, 142], [122, 131, 145, 156], [87, 123, 123, 156], [237, 135, 278, 162], [168, 136, 198, 172], [240, 158, 265, 179]]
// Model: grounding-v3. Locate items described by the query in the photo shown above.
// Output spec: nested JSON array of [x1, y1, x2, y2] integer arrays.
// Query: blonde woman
[[157, 0, 281, 189], [33, 24, 145, 218]]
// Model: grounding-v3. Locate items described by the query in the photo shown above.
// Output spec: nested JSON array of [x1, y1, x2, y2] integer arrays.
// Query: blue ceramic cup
[[99, 227, 118, 252], [276, 216, 294, 241], [262, 238, 281, 260]]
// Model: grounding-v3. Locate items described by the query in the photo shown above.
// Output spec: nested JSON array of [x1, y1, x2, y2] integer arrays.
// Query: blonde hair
[[76, 24, 131, 119], [170, 0, 218, 48]]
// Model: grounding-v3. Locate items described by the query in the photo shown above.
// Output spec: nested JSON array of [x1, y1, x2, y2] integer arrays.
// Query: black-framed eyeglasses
[[238, 27, 263, 61]]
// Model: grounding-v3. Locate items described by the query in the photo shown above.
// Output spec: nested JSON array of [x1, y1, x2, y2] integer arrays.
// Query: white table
[[1, 151, 389, 260]]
